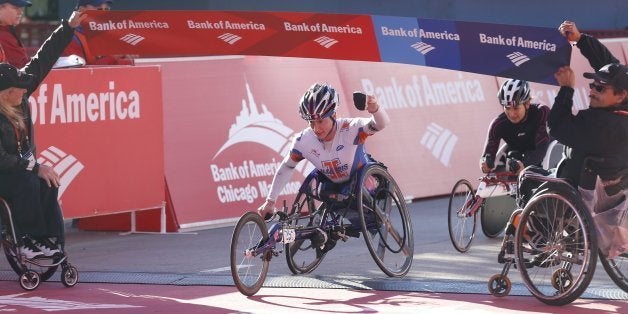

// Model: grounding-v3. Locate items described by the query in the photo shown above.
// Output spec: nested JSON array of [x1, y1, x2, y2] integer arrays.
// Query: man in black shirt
[[551, 20, 627, 258]]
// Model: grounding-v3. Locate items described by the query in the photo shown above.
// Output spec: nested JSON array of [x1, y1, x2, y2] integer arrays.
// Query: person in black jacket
[[551, 21, 627, 258], [0, 11, 85, 259], [552, 21, 628, 189], [480, 79, 551, 174]]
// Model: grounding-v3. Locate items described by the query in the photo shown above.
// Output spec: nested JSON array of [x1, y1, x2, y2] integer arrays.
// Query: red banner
[[83, 11, 379, 61], [31, 66, 165, 218]]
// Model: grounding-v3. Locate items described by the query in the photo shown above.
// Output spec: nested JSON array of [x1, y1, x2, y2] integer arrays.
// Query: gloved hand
[[257, 199, 276, 220], [507, 158, 524, 174], [480, 154, 494, 173]]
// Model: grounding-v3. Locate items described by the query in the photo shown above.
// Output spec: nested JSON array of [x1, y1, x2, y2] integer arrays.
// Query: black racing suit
[[0, 20, 75, 240], [548, 34, 628, 189], [482, 104, 552, 168]]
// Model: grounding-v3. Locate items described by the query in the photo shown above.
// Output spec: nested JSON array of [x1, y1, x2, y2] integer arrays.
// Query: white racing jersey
[[266, 108, 389, 202]]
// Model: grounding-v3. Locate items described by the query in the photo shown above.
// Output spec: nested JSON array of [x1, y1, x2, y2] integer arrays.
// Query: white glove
[[257, 199, 276, 220]]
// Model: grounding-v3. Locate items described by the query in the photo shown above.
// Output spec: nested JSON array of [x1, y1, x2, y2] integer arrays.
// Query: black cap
[[583, 63, 628, 91], [0, 63, 35, 91]]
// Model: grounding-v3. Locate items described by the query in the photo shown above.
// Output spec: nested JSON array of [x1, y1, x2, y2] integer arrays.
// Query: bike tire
[[230, 212, 270, 296], [447, 179, 477, 253]]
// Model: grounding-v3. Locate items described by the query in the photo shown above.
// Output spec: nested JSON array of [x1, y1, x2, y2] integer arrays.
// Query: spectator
[[551, 20, 627, 258], [0, 0, 31, 68], [61, 0, 133, 65], [0, 10, 84, 259]]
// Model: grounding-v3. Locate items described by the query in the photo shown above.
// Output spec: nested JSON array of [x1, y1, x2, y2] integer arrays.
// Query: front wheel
[[230, 212, 270, 296], [447, 179, 477, 253], [358, 165, 413, 278]]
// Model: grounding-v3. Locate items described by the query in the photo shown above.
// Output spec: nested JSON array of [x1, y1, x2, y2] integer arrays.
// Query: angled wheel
[[599, 252, 627, 292], [514, 190, 597, 306], [481, 195, 515, 238], [285, 186, 326, 274], [358, 165, 413, 277], [448, 179, 477, 252], [230, 212, 270, 296]]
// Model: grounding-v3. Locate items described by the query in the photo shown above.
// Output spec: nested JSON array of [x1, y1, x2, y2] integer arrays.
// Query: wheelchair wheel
[[599, 252, 627, 292], [481, 195, 515, 238], [285, 190, 326, 275], [358, 165, 413, 277], [514, 191, 597, 306], [2, 239, 60, 282], [488, 273, 511, 297], [447, 179, 477, 253], [230, 212, 270, 296]]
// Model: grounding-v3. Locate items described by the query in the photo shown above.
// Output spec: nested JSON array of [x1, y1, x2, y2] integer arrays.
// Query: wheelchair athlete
[[480, 79, 552, 175], [257, 83, 389, 249]]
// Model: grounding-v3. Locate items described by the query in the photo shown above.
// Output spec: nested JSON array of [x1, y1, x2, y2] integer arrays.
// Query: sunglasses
[[589, 82, 610, 93]]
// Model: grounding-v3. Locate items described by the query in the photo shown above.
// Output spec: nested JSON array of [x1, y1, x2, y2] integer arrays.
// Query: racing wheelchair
[[0, 197, 79, 291], [230, 160, 414, 296], [448, 142, 564, 253], [488, 161, 627, 305]]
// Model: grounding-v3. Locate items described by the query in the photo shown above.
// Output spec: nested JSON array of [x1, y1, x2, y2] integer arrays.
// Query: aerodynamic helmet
[[498, 79, 531, 107], [298, 83, 338, 121]]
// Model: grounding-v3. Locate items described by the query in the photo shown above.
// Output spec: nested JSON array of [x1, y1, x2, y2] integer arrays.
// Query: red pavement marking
[[0, 281, 624, 313]]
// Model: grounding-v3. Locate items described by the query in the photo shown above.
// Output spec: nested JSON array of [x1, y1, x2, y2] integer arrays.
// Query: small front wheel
[[448, 179, 477, 253], [488, 274, 511, 297], [230, 212, 270, 296], [19, 270, 40, 291], [61, 265, 79, 287]]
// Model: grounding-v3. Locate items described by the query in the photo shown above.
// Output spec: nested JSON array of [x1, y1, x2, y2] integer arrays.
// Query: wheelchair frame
[[447, 171, 518, 253], [0, 197, 79, 291], [229, 161, 414, 296], [488, 169, 627, 305]]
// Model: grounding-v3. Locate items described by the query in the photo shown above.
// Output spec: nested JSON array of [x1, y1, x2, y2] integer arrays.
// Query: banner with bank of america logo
[[83, 10, 571, 85]]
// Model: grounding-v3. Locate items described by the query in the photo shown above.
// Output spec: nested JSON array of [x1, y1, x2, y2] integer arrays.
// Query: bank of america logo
[[411, 42, 435, 55], [314, 36, 338, 48], [37, 146, 84, 198], [507, 52, 530, 66], [218, 33, 242, 45], [420, 123, 458, 166], [214, 82, 313, 175], [119, 34, 145, 46]]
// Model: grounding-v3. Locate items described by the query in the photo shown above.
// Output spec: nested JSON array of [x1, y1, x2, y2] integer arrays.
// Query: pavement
[[0, 197, 626, 313]]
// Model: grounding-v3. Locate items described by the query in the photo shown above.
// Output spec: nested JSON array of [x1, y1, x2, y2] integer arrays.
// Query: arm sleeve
[[548, 87, 579, 147], [576, 34, 620, 71], [266, 154, 299, 202], [364, 106, 390, 134], [481, 118, 501, 159], [523, 106, 551, 166], [23, 20, 75, 93]]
